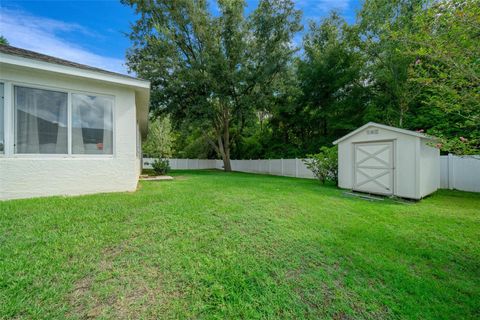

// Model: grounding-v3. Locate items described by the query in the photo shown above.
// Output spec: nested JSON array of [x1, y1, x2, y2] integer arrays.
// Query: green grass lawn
[[1, 170, 479, 319]]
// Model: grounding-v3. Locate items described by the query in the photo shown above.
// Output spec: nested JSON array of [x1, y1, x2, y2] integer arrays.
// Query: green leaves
[[142, 116, 175, 158], [124, 0, 301, 167], [303, 146, 338, 184], [124, 0, 479, 158], [0, 35, 8, 45], [296, 13, 366, 149], [401, 0, 480, 152]]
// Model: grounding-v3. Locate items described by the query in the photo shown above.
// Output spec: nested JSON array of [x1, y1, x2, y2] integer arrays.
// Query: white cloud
[[316, 0, 350, 12], [297, 0, 351, 15], [0, 8, 128, 74]]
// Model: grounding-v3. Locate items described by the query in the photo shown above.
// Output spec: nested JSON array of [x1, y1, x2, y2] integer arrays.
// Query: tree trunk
[[399, 103, 406, 127], [217, 135, 232, 171], [223, 152, 232, 171], [222, 115, 232, 172], [215, 113, 232, 172]]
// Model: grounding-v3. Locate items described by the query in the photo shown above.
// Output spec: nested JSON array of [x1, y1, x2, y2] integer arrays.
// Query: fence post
[[448, 153, 455, 189], [281, 158, 284, 176], [295, 158, 299, 178]]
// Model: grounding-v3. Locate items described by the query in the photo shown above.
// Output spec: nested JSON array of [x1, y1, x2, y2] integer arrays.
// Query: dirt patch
[[67, 240, 179, 319], [284, 256, 391, 319], [69, 274, 96, 318], [104, 274, 159, 319], [69, 275, 95, 315]]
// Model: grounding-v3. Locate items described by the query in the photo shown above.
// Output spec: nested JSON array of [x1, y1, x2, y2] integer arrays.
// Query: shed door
[[353, 141, 394, 195]]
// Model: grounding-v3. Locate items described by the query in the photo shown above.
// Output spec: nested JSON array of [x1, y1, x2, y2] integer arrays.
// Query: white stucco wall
[[337, 125, 421, 199], [0, 64, 140, 200]]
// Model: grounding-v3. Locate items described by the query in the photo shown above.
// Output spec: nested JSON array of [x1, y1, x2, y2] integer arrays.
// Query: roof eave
[[1, 51, 151, 140], [333, 122, 437, 145], [0, 52, 150, 90]]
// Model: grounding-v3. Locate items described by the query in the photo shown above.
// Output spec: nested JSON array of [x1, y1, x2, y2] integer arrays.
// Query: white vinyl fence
[[144, 155, 480, 192], [143, 158, 315, 179], [228, 159, 316, 178], [440, 154, 480, 192], [143, 158, 219, 171]]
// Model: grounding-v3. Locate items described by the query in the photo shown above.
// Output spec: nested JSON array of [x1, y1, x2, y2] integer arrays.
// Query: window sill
[[1, 154, 115, 160]]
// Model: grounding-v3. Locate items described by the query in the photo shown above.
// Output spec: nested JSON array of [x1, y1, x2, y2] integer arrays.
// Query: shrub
[[303, 146, 338, 184], [152, 158, 170, 175]]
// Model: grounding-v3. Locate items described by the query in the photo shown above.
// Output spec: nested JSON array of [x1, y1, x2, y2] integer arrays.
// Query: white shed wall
[[419, 140, 440, 197], [337, 126, 419, 199], [0, 65, 140, 200]]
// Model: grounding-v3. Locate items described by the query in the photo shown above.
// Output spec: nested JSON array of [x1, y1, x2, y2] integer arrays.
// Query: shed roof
[[332, 122, 436, 145]]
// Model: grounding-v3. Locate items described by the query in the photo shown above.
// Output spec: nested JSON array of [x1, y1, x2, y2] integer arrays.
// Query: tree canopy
[[125, 0, 479, 162], [0, 36, 9, 45], [124, 0, 301, 169]]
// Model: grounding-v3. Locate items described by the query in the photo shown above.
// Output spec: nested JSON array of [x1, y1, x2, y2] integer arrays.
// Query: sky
[[0, 0, 361, 75]]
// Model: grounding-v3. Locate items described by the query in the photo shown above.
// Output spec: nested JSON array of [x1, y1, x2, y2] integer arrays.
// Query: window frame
[[71, 91, 115, 156], [5, 80, 115, 158], [14, 84, 69, 156], [0, 80, 12, 157], [0, 82, 4, 155]]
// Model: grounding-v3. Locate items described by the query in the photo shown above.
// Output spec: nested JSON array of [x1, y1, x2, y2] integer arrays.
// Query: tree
[[358, 0, 427, 128], [303, 146, 338, 184], [142, 116, 175, 158], [123, 0, 301, 170], [297, 13, 367, 149], [398, 0, 480, 153], [0, 35, 8, 45]]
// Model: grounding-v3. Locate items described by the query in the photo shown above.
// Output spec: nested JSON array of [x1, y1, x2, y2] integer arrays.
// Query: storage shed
[[333, 122, 439, 199]]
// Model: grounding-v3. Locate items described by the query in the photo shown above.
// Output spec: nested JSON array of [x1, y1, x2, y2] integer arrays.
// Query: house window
[[0, 83, 4, 153], [15, 86, 68, 154], [72, 93, 113, 154]]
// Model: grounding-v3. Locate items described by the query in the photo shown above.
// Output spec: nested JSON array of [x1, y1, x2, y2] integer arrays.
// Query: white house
[[333, 122, 439, 200], [0, 45, 150, 200]]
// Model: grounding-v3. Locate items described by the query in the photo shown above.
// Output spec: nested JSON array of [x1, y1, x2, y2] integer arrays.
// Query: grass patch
[[1, 170, 479, 319]]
